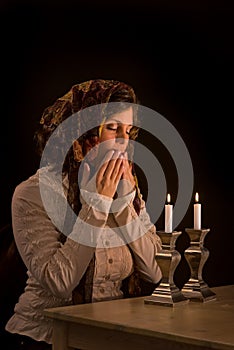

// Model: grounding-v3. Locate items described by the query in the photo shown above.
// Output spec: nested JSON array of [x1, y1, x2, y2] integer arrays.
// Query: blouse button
[[108, 258, 113, 264]]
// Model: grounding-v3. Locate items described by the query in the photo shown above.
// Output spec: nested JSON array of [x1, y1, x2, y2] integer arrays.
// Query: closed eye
[[105, 124, 132, 135], [126, 128, 132, 135], [106, 125, 117, 131]]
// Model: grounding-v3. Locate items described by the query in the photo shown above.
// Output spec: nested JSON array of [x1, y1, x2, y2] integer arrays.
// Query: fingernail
[[115, 150, 121, 159], [110, 150, 115, 158]]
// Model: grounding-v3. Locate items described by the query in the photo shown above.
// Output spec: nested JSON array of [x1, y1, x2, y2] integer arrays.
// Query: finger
[[124, 152, 132, 168], [96, 151, 122, 189], [80, 162, 90, 189], [97, 150, 115, 177], [113, 159, 125, 184], [103, 151, 123, 180], [98, 150, 122, 181], [110, 155, 124, 181], [121, 153, 130, 175]]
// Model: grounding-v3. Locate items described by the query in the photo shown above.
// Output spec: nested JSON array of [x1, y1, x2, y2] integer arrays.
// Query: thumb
[[80, 162, 90, 189]]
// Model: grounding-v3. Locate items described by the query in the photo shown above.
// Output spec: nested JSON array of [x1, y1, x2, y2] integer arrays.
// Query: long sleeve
[[12, 176, 95, 299]]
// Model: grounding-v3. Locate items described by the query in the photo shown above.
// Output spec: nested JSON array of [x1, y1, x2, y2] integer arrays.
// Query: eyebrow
[[105, 119, 132, 126]]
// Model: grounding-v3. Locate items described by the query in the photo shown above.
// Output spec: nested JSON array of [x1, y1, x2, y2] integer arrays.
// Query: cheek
[[97, 137, 116, 157], [100, 139, 115, 151], [99, 132, 114, 142]]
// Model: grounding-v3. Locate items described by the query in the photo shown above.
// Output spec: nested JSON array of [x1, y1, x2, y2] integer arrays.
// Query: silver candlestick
[[144, 231, 189, 307], [182, 228, 216, 302]]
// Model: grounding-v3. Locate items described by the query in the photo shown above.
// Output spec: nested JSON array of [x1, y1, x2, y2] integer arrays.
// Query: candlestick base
[[144, 231, 189, 307], [181, 228, 216, 302]]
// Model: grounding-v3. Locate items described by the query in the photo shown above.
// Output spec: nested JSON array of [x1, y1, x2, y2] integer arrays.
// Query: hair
[[106, 88, 139, 140]]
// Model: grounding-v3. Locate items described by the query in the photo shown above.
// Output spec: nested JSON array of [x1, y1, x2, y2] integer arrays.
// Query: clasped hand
[[80, 150, 135, 198]]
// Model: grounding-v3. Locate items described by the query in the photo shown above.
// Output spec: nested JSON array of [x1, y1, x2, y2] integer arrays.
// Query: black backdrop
[[1, 0, 233, 288]]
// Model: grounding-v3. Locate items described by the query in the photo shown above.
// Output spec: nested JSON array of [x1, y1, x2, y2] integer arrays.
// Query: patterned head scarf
[[37, 79, 138, 156], [40, 79, 136, 125]]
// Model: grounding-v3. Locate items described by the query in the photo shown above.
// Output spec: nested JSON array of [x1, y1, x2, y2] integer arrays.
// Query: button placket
[[105, 274, 110, 280]]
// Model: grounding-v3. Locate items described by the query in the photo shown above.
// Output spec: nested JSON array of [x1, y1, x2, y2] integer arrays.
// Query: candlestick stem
[[182, 228, 216, 302], [144, 231, 188, 307]]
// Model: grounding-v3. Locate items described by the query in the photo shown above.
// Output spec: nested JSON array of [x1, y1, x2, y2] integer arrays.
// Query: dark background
[[0, 0, 233, 289]]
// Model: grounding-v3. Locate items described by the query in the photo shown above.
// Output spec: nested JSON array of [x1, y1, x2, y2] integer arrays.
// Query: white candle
[[194, 192, 201, 230], [165, 193, 173, 233]]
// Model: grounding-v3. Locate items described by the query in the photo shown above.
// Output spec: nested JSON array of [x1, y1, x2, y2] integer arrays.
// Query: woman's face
[[82, 107, 133, 166], [99, 106, 133, 153]]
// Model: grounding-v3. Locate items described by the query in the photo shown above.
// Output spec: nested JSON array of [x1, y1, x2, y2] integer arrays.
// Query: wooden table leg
[[52, 320, 76, 350]]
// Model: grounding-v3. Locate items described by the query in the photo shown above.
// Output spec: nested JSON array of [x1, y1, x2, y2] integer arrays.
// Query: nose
[[116, 128, 128, 144]]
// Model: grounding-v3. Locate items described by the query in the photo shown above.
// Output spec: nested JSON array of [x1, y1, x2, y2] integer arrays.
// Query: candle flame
[[195, 192, 199, 203], [167, 193, 171, 203]]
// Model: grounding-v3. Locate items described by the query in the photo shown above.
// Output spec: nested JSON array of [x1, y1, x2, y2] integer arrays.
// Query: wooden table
[[44, 285, 234, 350]]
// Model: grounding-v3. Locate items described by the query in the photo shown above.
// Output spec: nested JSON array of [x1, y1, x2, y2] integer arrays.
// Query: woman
[[5, 79, 162, 349]]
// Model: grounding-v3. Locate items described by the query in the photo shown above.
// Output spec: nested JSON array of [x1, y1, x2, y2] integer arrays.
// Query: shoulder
[[12, 172, 41, 211], [13, 172, 39, 197]]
